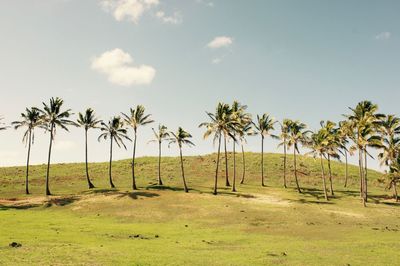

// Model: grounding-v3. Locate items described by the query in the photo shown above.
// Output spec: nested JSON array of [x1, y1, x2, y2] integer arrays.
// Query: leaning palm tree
[[149, 124, 170, 185], [199, 103, 237, 195], [98, 116, 131, 188], [230, 101, 251, 192], [122, 105, 154, 190], [239, 121, 254, 184], [77, 108, 102, 189], [278, 119, 292, 188], [12, 108, 42, 194], [287, 120, 310, 193], [338, 120, 352, 187], [253, 113, 277, 187], [39, 97, 75, 195], [169, 127, 195, 193], [307, 129, 329, 201], [388, 156, 400, 202]]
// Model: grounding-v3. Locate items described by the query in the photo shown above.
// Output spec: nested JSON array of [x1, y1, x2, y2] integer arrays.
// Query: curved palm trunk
[[232, 140, 236, 192], [327, 155, 334, 196], [224, 134, 230, 187], [240, 144, 245, 184], [109, 138, 115, 188], [344, 150, 348, 188], [25, 129, 32, 195], [158, 141, 163, 185], [283, 140, 287, 188], [214, 134, 222, 195], [179, 146, 188, 193], [320, 155, 329, 201], [85, 129, 95, 189], [45, 124, 54, 196], [132, 131, 138, 190], [261, 136, 265, 187], [393, 181, 398, 202], [294, 147, 301, 193], [364, 149, 368, 202]]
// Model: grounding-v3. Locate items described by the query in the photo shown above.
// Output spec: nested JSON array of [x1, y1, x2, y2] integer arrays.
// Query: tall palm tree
[[230, 101, 251, 192], [12, 108, 42, 194], [149, 124, 170, 185], [338, 120, 352, 187], [287, 120, 310, 193], [77, 108, 102, 189], [239, 121, 254, 184], [199, 103, 237, 195], [169, 127, 195, 193], [346, 101, 383, 205], [278, 119, 292, 188], [253, 113, 277, 187], [98, 116, 131, 188], [39, 97, 75, 196], [122, 105, 154, 190], [377, 115, 400, 201], [307, 129, 329, 201]]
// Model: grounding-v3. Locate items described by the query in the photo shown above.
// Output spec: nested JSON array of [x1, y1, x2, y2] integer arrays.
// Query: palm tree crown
[[98, 116, 131, 148], [12, 108, 42, 145], [122, 105, 154, 132], [77, 108, 102, 130]]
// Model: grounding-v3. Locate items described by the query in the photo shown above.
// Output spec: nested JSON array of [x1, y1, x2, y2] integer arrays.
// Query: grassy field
[[0, 152, 399, 265]]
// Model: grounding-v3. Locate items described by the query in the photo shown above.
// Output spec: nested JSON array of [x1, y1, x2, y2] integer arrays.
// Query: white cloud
[[101, 0, 160, 24], [91, 48, 156, 86], [196, 0, 214, 7], [156, 10, 182, 24], [211, 58, 222, 64], [207, 36, 233, 49], [375, 31, 391, 40]]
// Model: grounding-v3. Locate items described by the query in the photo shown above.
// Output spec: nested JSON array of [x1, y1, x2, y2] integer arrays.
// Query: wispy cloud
[[207, 36, 233, 49], [375, 31, 391, 40], [100, 0, 159, 24], [91, 48, 156, 87], [156, 10, 182, 24], [196, 0, 214, 7]]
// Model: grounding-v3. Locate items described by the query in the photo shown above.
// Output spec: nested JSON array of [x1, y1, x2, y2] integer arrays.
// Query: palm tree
[[278, 119, 292, 188], [346, 101, 383, 205], [377, 115, 400, 201], [230, 101, 251, 192], [98, 116, 131, 188], [338, 120, 352, 187], [122, 105, 154, 190], [149, 124, 170, 185], [239, 121, 254, 184], [169, 127, 195, 193], [12, 108, 42, 194], [307, 129, 329, 201], [253, 113, 277, 187], [77, 108, 102, 189], [287, 120, 310, 193], [199, 103, 237, 195], [39, 97, 75, 196]]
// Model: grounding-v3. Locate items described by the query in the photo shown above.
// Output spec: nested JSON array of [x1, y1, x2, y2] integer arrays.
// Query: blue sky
[[0, 0, 399, 170]]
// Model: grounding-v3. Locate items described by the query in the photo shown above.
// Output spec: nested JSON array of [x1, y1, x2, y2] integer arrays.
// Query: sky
[[0, 0, 399, 171]]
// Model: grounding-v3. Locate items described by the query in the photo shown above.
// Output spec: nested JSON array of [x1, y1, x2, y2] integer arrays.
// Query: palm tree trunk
[[364, 149, 368, 202], [132, 131, 138, 190], [320, 155, 329, 201], [45, 124, 54, 196], [158, 141, 163, 185], [213, 133, 222, 195], [109, 138, 115, 188], [232, 140, 236, 192], [85, 129, 95, 189], [344, 150, 348, 188], [283, 141, 287, 188], [261, 136, 265, 186], [358, 148, 366, 207], [224, 134, 230, 187], [393, 181, 398, 202], [179, 146, 188, 193], [294, 147, 301, 193], [327, 155, 334, 196], [25, 129, 32, 195], [240, 144, 245, 184]]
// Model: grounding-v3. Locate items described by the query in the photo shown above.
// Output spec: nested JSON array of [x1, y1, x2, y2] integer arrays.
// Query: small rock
[[9, 242, 22, 248], [155, 235, 159, 238], [185, 225, 188, 227], [281, 252, 287, 256]]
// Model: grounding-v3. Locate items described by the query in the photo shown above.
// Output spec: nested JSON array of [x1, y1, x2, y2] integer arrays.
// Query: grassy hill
[[1, 153, 399, 265]]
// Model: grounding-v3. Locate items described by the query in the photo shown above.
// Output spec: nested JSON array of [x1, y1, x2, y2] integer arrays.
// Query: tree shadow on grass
[[116, 191, 160, 200], [0, 204, 41, 211], [44, 196, 80, 207], [292, 198, 334, 205], [145, 185, 201, 193]]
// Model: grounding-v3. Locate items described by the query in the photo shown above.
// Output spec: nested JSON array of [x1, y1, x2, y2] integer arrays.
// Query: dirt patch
[[324, 210, 365, 218], [235, 193, 292, 206]]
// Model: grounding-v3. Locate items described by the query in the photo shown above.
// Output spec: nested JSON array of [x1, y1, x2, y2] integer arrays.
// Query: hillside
[[1, 153, 399, 265]]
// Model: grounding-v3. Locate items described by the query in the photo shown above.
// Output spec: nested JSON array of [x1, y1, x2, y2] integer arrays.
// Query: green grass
[[0, 153, 399, 265]]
